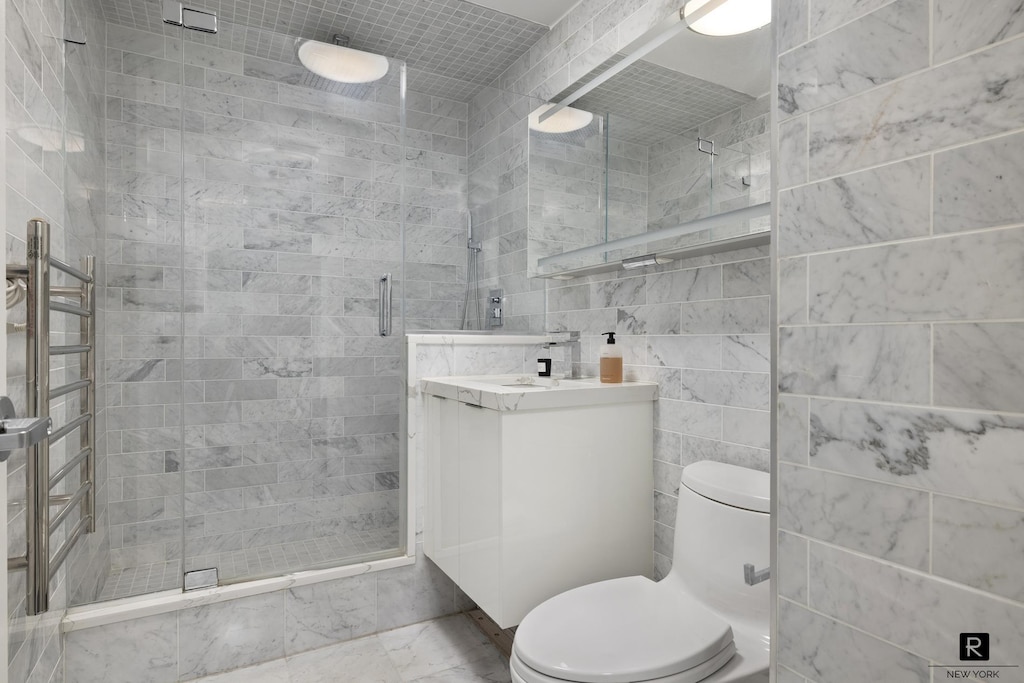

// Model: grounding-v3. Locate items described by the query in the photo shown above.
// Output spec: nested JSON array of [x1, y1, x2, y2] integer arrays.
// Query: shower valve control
[[488, 289, 504, 328]]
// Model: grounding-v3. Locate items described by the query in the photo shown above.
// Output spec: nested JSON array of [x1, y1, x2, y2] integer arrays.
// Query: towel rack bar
[[49, 379, 91, 400], [50, 301, 91, 317], [8, 219, 96, 615], [49, 482, 92, 534], [49, 413, 92, 444], [49, 515, 91, 579], [49, 256, 93, 284], [49, 447, 92, 488], [48, 286, 82, 297]]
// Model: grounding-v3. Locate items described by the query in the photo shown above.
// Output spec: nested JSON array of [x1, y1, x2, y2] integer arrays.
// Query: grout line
[[929, 323, 935, 405], [780, 127, 1024, 193], [788, 537, 1024, 609], [782, 389, 1024, 417], [928, 492, 934, 574], [779, 461, 1024, 514], [928, 0, 935, 67]]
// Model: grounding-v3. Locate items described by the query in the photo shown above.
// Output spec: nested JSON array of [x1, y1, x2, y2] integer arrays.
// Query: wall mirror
[[529, 6, 772, 278]]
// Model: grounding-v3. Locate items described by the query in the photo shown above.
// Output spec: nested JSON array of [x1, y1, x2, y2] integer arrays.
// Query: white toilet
[[510, 460, 770, 683]]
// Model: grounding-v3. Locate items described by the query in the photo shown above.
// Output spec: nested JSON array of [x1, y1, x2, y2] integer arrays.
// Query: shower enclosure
[[6, 0, 424, 618], [96, 10, 410, 602]]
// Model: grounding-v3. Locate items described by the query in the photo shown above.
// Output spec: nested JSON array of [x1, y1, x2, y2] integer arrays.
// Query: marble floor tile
[[287, 636, 403, 683], [189, 615, 510, 683], [192, 658, 292, 683], [406, 649, 512, 682], [378, 615, 497, 681]]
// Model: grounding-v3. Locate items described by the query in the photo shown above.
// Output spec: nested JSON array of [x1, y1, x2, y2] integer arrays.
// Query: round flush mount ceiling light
[[296, 40, 390, 84], [683, 0, 771, 36], [528, 104, 595, 134]]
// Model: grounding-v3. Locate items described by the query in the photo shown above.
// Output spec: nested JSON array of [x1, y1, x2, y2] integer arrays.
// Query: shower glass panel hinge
[[163, 1, 218, 33], [183, 567, 218, 591]]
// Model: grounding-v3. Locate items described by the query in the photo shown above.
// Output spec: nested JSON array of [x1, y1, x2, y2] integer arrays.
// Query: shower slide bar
[[6, 219, 97, 615], [379, 273, 392, 337]]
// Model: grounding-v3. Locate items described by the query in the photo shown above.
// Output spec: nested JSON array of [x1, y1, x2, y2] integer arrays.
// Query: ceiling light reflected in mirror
[[683, 0, 771, 37], [528, 104, 595, 134]]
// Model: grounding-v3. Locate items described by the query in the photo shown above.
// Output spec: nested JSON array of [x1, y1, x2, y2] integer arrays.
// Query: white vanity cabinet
[[422, 375, 656, 628]]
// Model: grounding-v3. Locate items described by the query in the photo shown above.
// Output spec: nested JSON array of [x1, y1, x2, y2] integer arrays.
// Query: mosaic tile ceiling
[[97, 0, 549, 100], [560, 55, 754, 145]]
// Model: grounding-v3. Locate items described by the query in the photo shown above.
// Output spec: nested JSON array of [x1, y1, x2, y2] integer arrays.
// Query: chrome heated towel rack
[[6, 219, 97, 615]]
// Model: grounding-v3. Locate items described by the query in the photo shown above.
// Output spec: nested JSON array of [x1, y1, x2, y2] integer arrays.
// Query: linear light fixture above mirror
[[536, 202, 771, 279]]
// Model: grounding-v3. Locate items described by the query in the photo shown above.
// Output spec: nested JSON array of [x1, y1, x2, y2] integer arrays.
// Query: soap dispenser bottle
[[600, 332, 623, 383]]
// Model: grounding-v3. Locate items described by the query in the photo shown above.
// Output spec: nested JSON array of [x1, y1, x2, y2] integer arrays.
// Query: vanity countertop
[[421, 374, 657, 411]]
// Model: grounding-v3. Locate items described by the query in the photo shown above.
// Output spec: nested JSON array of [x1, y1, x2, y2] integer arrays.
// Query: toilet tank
[[665, 461, 770, 627]]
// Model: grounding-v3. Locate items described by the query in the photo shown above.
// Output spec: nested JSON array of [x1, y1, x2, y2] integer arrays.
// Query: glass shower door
[[179, 21, 407, 585], [93, 17, 188, 602]]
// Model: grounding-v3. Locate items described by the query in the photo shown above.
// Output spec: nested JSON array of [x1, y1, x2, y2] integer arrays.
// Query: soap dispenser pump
[[600, 332, 623, 384]]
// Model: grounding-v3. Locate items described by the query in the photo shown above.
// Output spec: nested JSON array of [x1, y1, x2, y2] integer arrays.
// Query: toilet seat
[[513, 576, 736, 683]]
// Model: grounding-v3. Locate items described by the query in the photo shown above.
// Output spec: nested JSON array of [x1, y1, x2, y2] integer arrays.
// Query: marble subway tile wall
[[774, 1, 1024, 680], [528, 130, 614, 270], [5, 0, 108, 678], [547, 247, 770, 578], [103, 22, 467, 585], [527, 126, 650, 272]]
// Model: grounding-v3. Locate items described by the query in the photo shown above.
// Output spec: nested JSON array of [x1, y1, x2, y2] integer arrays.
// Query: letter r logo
[[959, 633, 989, 661]]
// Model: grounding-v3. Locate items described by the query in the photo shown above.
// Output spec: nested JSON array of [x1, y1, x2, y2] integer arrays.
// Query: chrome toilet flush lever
[[743, 563, 770, 586]]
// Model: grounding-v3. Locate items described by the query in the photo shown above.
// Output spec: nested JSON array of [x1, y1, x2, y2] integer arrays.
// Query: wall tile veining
[[774, 1, 1024, 680]]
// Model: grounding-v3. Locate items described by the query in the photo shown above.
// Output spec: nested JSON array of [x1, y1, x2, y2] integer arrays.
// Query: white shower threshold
[[62, 552, 415, 633]]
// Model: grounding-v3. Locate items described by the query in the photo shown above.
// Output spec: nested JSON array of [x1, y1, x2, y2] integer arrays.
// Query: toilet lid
[[513, 576, 735, 683]]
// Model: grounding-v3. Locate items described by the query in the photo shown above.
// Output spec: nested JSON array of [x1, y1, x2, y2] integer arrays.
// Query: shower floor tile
[[192, 614, 511, 683], [97, 526, 401, 601]]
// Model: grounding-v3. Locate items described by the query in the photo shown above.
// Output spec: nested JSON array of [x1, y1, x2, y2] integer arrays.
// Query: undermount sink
[[420, 374, 657, 412]]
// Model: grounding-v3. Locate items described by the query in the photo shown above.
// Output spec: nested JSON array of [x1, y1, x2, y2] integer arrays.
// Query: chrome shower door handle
[[379, 273, 392, 337]]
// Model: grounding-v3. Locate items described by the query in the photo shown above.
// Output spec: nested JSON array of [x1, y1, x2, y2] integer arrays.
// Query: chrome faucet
[[544, 331, 582, 379]]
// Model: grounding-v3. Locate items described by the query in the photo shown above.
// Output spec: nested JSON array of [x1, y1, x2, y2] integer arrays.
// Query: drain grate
[[183, 568, 218, 591]]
